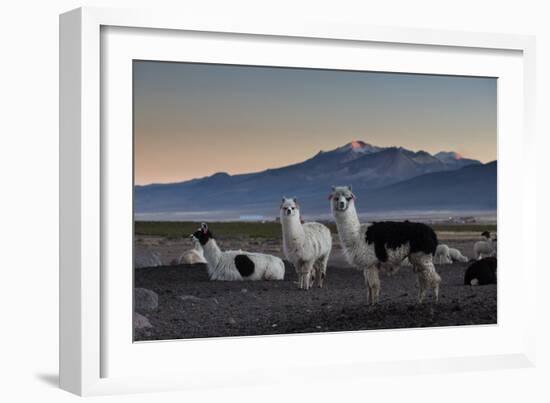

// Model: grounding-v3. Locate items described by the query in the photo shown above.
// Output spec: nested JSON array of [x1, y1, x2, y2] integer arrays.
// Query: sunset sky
[[134, 61, 497, 186]]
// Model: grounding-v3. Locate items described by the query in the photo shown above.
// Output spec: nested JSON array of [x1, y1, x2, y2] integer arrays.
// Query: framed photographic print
[[60, 7, 537, 396]]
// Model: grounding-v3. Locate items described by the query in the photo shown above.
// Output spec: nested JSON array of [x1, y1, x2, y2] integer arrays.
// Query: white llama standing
[[330, 186, 441, 304], [280, 197, 332, 290]]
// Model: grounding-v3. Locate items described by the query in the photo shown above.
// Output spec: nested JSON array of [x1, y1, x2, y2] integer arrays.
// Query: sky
[[134, 61, 497, 185]]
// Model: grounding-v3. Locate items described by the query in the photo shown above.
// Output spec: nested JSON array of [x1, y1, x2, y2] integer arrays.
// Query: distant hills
[[359, 161, 496, 211], [134, 141, 495, 220]]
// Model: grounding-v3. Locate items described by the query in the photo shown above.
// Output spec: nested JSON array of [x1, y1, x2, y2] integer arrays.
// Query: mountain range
[[134, 140, 495, 220]]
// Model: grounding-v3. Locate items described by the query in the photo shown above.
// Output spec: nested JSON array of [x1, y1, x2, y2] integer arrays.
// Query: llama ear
[[201, 223, 208, 233], [347, 185, 353, 191], [293, 197, 297, 203], [331, 185, 336, 191]]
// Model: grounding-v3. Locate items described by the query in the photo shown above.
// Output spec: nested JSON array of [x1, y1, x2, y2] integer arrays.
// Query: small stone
[[134, 312, 152, 329], [179, 295, 204, 303], [228, 317, 237, 325], [134, 248, 163, 268]]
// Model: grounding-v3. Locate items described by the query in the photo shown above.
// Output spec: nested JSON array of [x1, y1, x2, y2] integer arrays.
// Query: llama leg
[[305, 260, 315, 289], [298, 270, 305, 289], [312, 258, 321, 288], [295, 261, 305, 289], [418, 261, 441, 303], [315, 255, 329, 288], [416, 272, 427, 303], [306, 261, 314, 290], [365, 264, 381, 305], [373, 265, 381, 304], [363, 269, 372, 304], [298, 261, 314, 290], [431, 268, 441, 302], [295, 260, 308, 290], [309, 270, 316, 289]]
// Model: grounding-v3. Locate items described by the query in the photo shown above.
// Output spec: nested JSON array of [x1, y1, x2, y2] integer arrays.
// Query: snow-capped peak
[[434, 151, 463, 162], [336, 140, 382, 154]]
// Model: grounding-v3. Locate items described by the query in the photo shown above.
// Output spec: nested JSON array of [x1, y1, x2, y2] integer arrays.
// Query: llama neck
[[202, 239, 222, 268], [192, 241, 204, 253], [281, 213, 305, 244], [334, 203, 362, 246]]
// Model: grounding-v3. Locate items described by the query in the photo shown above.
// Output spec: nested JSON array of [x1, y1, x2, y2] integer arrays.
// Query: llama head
[[280, 197, 299, 218], [189, 234, 202, 248], [191, 222, 214, 246], [329, 185, 355, 212], [481, 231, 491, 239]]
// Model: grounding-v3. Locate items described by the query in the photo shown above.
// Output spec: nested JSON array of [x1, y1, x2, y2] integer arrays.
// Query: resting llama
[[280, 197, 332, 290], [473, 231, 497, 259], [464, 257, 497, 285], [191, 223, 285, 281], [329, 186, 441, 303], [448, 247, 469, 263], [435, 244, 469, 264], [177, 235, 207, 264], [434, 244, 453, 264]]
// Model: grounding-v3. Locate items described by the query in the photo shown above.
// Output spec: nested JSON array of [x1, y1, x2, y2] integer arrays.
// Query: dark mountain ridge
[[134, 141, 492, 219]]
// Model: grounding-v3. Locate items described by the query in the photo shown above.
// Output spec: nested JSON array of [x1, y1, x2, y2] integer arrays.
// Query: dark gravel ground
[[134, 260, 496, 341]]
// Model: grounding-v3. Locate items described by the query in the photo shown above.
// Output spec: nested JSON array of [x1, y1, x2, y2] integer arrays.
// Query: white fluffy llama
[[329, 186, 441, 304], [191, 223, 285, 281], [434, 244, 453, 264], [435, 243, 469, 264], [473, 231, 497, 259], [280, 197, 332, 290], [448, 247, 469, 263], [177, 235, 207, 264]]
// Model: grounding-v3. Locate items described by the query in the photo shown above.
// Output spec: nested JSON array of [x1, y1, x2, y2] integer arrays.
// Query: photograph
[[132, 61, 497, 341]]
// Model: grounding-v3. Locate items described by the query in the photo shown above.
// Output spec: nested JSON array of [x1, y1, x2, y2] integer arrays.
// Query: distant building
[[240, 215, 265, 221], [447, 216, 477, 224]]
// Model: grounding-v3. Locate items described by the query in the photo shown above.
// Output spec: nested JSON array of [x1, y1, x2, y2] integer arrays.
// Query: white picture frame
[[59, 6, 537, 396]]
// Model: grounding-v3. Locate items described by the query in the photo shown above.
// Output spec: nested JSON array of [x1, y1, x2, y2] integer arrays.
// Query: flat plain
[[134, 221, 497, 341]]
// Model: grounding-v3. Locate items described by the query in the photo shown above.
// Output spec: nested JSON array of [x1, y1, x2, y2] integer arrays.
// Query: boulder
[[135, 247, 162, 268], [135, 288, 159, 311], [134, 312, 152, 329]]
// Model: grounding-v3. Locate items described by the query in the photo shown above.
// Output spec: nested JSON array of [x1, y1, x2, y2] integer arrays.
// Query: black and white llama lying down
[[464, 257, 497, 286], [329, 186, 441, 304], [191, 223, 285, 281], [280, 197, 332, 290]]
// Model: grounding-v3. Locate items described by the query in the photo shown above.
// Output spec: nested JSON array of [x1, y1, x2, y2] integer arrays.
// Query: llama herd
[[185, 185, 496, 304]]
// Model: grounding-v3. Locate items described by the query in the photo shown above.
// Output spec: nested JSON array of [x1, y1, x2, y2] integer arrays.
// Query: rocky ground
[[134, 236, 496, 341]]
